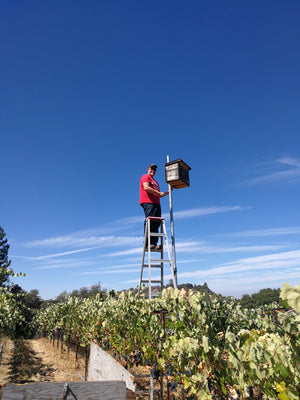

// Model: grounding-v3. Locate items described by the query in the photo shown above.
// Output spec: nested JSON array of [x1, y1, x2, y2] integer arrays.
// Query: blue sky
[[1, 0, 300, 299]]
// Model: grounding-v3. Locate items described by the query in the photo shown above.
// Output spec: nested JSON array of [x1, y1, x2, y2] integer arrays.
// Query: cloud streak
[[245, 156, 300, 185], [170, 206, 250, 219], [110, 248, 300, 293], [107, 240, 289, 257], [25, 235, 142, 249], [177, 249, 300, 279], [22, 205, 248, 250], [175, 241, 288, 254], [223, 226, 300, 238]]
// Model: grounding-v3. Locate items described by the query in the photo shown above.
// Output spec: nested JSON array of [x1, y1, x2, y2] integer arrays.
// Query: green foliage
[[55, 282, 106, 302], [0, 226, 26, 288], [0, 288, 26, 337], [34, 284, 299, 399], [240, 287, 281, 308], [0, 284, 44, 338], [0, 226, 12, 287], [281, 282, 300, 312]]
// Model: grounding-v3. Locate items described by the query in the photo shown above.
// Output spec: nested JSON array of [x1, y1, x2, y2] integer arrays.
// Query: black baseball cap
[[148, 163, 157, 169]]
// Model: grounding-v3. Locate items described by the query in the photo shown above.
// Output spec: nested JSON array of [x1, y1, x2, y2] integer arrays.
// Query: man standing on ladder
[[140, 163, 170, 250]]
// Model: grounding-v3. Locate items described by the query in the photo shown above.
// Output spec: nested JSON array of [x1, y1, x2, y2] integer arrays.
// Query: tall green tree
[[0, 226, 11, 287]]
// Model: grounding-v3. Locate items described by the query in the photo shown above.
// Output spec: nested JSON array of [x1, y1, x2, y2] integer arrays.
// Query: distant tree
[[0, 226, 12, 287], [166, 279, 174, 288], [70, 289, 79, 297], [23, 289, 43, 310], [88, 282, 106, 297], [17, 289, 44, 336], [9, 283, 23, 294], [55, 290, 68, 303], [40, 298, 56, 308], [178, 283, 193, 290], [55, 282, 107, 301], [240, 288, 281, 308], [240, 294, 256, 309], [252, 288, 280, 307]]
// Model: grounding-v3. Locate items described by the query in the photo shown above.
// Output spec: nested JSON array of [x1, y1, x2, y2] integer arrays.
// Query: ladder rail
[[138, 228, 148, 297], [162, 221, 178, 289]]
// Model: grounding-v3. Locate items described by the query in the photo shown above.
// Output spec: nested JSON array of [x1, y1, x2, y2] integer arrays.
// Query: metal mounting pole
[[167, 155, 178, 288]]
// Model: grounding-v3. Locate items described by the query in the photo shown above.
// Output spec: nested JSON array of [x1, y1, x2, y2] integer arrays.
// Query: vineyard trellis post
[[60, 329, 64, 353], [85, 346, 89, 381], [0, 342, 4, 366], [67, 334, 71, 359]]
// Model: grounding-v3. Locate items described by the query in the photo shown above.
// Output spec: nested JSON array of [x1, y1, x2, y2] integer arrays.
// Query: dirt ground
[[0, 337, 180, 399], [0, 336, 86, 397]]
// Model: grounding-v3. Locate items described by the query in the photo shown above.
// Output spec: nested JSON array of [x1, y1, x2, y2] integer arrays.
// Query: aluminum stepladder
[[138, 216, 177, 299]]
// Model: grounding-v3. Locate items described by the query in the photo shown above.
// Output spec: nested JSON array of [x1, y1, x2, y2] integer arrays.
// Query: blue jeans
[[141, 203, 161, 246]]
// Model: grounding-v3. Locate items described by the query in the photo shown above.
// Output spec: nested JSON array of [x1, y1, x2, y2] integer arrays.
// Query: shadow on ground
[[7, 339, 55, 384]]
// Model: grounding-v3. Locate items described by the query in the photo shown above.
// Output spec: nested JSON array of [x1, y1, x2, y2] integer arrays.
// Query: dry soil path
[[0, 337, 85, 397]]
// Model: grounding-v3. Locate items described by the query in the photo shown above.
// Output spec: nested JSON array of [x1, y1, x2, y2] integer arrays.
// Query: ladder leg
[[162, 221, 177, 289], [160, 222, 164, 293], [138, 222, 149, 296]]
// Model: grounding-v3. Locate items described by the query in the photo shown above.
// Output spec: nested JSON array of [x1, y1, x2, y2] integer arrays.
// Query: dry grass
[[0, 337, 184, 399], [0, 336, 85, 398]]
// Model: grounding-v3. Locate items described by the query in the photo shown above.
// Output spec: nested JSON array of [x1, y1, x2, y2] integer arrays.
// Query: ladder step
[[143, 264, 163, 268], [145, 248, 163, 252], [136, 390, 161, 394], [150, 292, 161, 297], [149, 259, 171, 263], [141, 280, 163, 284], [149, 233, 166, 237]]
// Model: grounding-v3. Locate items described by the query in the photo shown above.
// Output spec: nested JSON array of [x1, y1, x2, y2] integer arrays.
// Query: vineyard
[[1, 283, 299, 399]]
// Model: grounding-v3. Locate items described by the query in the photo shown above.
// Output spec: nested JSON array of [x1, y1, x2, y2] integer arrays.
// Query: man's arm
[[143, 182, 169, 197]]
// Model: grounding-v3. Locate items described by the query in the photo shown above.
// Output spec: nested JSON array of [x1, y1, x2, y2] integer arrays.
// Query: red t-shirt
[[140, 174, 160, 204]]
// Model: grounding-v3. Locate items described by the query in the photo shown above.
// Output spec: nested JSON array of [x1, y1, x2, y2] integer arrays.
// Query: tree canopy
[[240, 287, 282, 308], [55, 282, 106, 302], [0, 226, 12, 287]]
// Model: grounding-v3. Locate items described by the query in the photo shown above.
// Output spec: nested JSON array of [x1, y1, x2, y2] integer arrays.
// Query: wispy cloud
[[107, 240, 289, 257], [74, 263, 139, 274], [124, 250, 299, 288], [207, 271, 299, 297], [34, 259, 95, 270], [223, 226, 300, 238], [76, 268, 140, 275], [245, 156, 300, 185], [175, 240, 289, 254], [279, 156, 300, 168], [99, 249, 300, 296], [23, 205, 248, 250], [166, 206, 250, 219], [32, 246, 106, 260], [177, 249, 300, 279], [25, 235, 142, 249]]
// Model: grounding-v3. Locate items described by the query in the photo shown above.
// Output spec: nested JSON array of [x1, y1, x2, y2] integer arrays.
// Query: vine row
[[32, 283, 299, 399]]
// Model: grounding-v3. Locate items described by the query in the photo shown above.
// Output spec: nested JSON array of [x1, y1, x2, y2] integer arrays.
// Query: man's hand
[[159, 191, 169, 197], [143, 182, 169, 197]]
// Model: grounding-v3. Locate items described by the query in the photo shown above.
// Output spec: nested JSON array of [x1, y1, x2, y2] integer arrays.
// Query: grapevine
[[0, 289, 26, 336], [32, 284, 299, 399]]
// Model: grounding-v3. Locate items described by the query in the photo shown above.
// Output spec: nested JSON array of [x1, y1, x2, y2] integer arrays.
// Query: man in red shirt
[[140, 163, 169, 250]]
